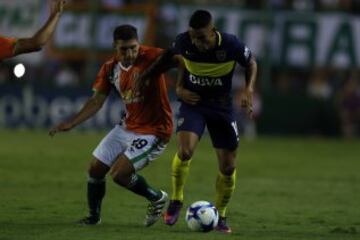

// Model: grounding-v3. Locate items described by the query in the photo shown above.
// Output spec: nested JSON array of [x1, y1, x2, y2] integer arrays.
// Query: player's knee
[[110, 169, 129, 187], [177, 148, 194, 161], [88, 160, 108, 179], [220, 165, 236, 176], [110, 170, 124, 186]]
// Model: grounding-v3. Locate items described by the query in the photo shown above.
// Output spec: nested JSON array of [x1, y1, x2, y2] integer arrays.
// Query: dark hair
[[189, 10, 212, 29], [113, 25, 138, 41]]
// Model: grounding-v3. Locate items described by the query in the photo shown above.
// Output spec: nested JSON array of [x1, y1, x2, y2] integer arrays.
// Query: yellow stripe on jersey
[[183, 57, 235, 77]]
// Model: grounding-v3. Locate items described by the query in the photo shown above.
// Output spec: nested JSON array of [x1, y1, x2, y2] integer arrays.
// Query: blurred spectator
[[274, 71, 291, 94], [0, 64, 11, 85], [292, 0, 315, 11], [351, 0, 360, 13], [54, 64, 80, 88], [157, 3, 179, 47], [267, 0, 288, 9], [307, 69, 332, 100], [337, 71, 360, 138], [319, 0, 340, 10], [101, 0, 127, 8], [245, 0, 265, 9]]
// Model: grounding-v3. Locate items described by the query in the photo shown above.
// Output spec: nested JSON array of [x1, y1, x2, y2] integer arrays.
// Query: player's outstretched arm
[[134, 49, 179, 93], [241, 55, 258, 118], [14, 0, 66, 56], [49, 92, 107, 137], [140, 49, 178, 79]]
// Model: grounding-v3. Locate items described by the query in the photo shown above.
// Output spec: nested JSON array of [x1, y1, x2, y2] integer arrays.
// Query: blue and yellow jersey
[[171, 31, 252, 109]]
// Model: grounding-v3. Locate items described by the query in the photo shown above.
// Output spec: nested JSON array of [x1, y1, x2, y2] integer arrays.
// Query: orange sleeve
[[148, 47, 163, 60], [0, 36, 17, 60], [92, 63, 111, 95]]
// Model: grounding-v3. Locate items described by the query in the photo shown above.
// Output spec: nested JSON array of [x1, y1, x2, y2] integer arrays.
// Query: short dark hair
[[189, 10, 212, 29], [113, 25, 138, 41]]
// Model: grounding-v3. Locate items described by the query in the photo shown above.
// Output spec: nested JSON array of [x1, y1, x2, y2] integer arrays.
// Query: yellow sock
[[171, 153, 192, 201], [215, 170, 236, 217]]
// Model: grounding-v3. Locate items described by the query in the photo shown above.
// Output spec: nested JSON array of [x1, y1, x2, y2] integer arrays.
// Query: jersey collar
[[215, 31, 222, 47]]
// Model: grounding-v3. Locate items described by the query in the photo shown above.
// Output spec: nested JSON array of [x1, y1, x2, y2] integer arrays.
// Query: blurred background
[[1, 0, 360, 138]]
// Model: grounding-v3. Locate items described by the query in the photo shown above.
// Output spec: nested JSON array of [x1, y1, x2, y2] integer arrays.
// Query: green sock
[[127, 174, 161, 202]]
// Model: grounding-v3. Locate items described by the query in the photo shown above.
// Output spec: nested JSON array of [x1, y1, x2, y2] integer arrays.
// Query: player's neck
[[119, 62, 132, 71], [210, 31, 218, 48]]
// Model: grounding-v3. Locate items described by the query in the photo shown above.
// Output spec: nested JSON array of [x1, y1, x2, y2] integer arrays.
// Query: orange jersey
[[0, 36, 16, 60], [93, 45, 173, 141]]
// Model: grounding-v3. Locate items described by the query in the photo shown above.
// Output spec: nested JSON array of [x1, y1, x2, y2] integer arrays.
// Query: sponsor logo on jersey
[[189, 74, 223, 86]]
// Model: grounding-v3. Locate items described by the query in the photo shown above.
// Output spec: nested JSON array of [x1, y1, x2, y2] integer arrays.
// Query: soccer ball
[[185, 201, 219, 232]]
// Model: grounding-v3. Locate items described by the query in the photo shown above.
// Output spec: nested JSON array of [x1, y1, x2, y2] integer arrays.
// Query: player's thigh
[[206, 116, 239, 151], [123, 134, 167, 171], [176, 103, 206, 139], [92, 125, 130, 167]]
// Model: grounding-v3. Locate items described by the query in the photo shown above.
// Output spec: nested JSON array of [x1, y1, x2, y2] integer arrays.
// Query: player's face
[[114, 39, 140, 67], [189, 24, 216, 52]]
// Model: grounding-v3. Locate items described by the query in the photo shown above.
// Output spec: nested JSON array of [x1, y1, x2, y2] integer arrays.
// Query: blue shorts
[[176, 103, 239, 150]]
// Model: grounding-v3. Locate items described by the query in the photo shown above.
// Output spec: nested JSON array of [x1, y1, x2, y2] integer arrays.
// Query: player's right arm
[[49, 61, 111, 137], [135, 35, 185, 90], [13, 0, 66, 56], [49, 92, 107, 137], [139, 49, 179, 81]]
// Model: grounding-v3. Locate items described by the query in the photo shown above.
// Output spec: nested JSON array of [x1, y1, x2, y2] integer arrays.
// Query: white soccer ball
[[185, 201, 219, 232]]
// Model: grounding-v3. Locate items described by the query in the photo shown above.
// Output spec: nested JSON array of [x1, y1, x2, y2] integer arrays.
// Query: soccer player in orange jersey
[[49, 25, 173, 226], [0, 0, 66, 61]]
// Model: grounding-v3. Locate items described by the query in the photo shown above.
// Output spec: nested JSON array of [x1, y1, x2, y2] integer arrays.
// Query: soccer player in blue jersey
[[138, 9, 257, 233]]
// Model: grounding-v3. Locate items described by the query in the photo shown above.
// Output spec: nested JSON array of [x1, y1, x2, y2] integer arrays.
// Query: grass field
[[0, 129, 359, 240]]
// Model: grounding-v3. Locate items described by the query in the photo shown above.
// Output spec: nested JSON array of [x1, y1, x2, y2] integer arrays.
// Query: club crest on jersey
[[132, 71, 139, 81], [244, 46, 250, 60], [177, 117, 184, 127], [215, 50, 226, 61]]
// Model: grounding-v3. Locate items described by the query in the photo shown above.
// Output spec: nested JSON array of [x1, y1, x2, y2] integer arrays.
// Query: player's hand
[[49, 122, 73, 137], [50, 0, 66, 16], [176, 87, 201, 105], [241, 87, 253, 119]]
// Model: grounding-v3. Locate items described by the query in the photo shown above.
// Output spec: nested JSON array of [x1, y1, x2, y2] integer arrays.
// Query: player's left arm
[[13, 0, 66, 56], [242, 55, 258, 118]]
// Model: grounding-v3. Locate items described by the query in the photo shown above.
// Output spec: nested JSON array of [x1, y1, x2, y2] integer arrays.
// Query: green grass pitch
[[0, 130, 359, 240]]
